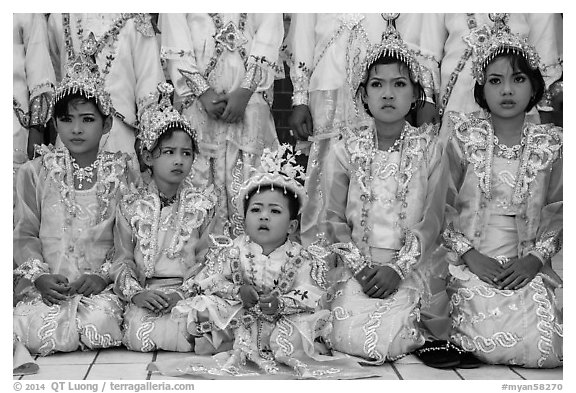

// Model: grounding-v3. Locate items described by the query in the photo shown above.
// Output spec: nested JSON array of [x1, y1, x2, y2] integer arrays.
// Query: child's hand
[[357, 266, 401, 299], [494, 255, 541, 290], [259, 295, 279, 315], [163, 292, 184, 313], [35, 274, 70, 306], [199, 88, 227, 119], [70, 274, 108, 297], [132, 290, 170, 312], [239, 284, 259, 309], [288, 104, 313, 140], [462, 249, 505, 285], [216, 88, 253, 123]]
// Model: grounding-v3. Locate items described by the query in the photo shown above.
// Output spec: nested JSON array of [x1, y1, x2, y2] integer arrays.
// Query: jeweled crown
[[236, 144, 308, 216], [138, 82, 197, 152], [470, 13, 541, 84], [358, 15, 422, 88], [53, 32, 113, 116]]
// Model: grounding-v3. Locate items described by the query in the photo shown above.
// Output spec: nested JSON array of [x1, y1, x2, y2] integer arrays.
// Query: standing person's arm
[[285, 13, 316, 140], [219, 13, 284, 123]]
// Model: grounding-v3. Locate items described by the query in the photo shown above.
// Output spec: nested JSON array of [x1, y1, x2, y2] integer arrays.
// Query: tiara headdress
[[53, 32, 113, 116], [358, 14, 422, 88], [469, 13, 541, 84], [138, 82, 197, 152], [236, 144, 308, 216]]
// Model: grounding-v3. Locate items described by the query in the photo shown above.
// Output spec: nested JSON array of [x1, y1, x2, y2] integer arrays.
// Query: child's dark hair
[[53, 93, 106, 119], [244, 184, 300, 220], [360, 55, 426, 117], [474, 52, 545, 113], [136, 127, 198, 173]]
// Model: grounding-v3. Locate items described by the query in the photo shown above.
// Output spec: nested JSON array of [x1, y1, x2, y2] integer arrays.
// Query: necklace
[[378, 132, 405, 154], [158, 191, 177, 209], [71, 157, 100, 189], [493, 134, 523, 161]]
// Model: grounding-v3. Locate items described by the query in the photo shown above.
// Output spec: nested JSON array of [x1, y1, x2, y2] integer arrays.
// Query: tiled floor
[[14, 252, 563, 381]]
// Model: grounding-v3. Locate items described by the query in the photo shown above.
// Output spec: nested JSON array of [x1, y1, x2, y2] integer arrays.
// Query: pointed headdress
[[137, 82, 197, 152], [236, 144, 308, 217], [469, 13, 541, 84]]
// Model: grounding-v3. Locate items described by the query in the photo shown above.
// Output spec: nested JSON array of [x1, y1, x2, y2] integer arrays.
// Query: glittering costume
[[440, 19, 563, 367], [322, 119, 447, 362], [110, 178, 216, 352], [110, 82, 216, 352], [48, 13, 165, 164], [418, 13, 562, 118], [442, 112, 563, 368], [319, 21, 449, 362], [13, 39, 135, 356], [159, 13, 283, 237], [283, 13, 434, 247], [13, 13, 55, 198], [13, 147, 134, 355]]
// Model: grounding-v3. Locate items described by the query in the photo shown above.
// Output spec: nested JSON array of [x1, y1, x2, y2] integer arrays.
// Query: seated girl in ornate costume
[[321, 20, 451, 365], [110, 82, 216, 352], [441, 14, 563, 368], [13, 40, 136, 355], [148, 145, 378, 379]]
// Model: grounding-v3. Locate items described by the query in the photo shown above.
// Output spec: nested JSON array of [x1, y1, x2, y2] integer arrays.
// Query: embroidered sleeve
[[133, 13, 156, 37], [442, 223, 474, 257], [109, 199, 145, 302], [302, 244, 330, 290], [114, 263, 144, 302], [417, 14, 446, 106], [246, 14, 284, 89], [530, 230, 562, 264], [240, 62, 264, 92], [194, 242, 241, 301], [284, 14, 315, 106], [13, 159, 47, 270], [385, 231, 421, 280], [132, 18, 165, 119], [28, 91, 54, 127], [13, 258, 50, 284], [328, 242, 369, 276], [93, 249, 114, 284], [178, 69, 210, 98], [528, 135, 562, 264]]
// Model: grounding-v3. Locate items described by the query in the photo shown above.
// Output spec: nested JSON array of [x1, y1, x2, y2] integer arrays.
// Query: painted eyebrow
[[368, 75, 408, 81]]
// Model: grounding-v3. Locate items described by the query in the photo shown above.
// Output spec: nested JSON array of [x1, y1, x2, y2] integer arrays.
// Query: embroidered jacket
[[442, 111, 562, 264], [13, 146, 134, 284], [110, 179, 216, 302], [193, 234, 329, 319], [321, 120, 448, 291]]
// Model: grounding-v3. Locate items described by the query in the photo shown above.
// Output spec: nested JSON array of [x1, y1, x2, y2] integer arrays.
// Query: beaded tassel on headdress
[[469, 13, 541, 84], [138, 82, 197, 152], [236, 144, 308, 216], [53, 32, 113, 116]]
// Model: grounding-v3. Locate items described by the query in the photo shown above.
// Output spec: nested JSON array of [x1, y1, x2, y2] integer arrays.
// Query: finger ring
[[374, 284, 379, 290], [267, 303, 272, 307]]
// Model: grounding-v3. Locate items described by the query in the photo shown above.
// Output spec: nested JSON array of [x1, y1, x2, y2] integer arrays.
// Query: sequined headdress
[[355, 14, 422, 91], [236, 144, 308, 216], [53, 32, 113, 116], [138, 82, 197, 152], [470, 13, 541, 85]]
